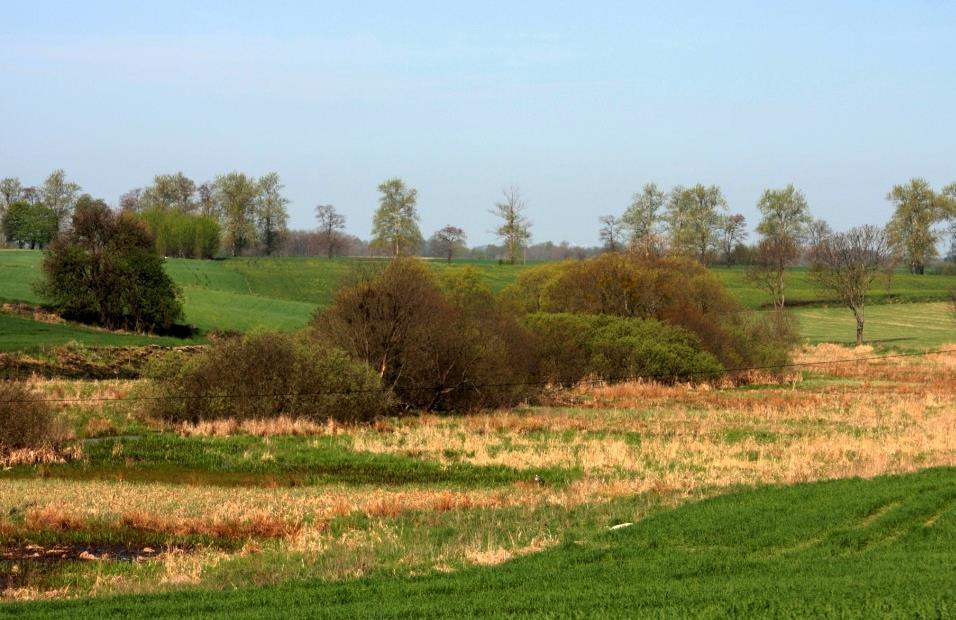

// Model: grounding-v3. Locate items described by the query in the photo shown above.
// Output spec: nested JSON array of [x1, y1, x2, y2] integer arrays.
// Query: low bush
[[524, 313, 723, 384], [143, 331, 392, 424], [0, 381, 57, 452], [504, 252, 794, 369], [313, 259, 537, 411]]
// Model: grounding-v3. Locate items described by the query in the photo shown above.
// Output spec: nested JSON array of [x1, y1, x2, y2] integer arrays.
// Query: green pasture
[[2, 250, 954, 350]]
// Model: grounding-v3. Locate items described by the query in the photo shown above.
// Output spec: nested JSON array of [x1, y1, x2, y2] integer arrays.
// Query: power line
[[2, 347, 954, 406]]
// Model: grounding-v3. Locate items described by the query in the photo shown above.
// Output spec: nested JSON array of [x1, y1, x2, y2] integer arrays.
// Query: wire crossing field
[[4, 468, 953, 618]]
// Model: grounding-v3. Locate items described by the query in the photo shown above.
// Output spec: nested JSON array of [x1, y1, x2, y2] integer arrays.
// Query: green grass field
[[0, 314, 189, 352], [5, 468, 953, 618], [2, 250, 955, 350]]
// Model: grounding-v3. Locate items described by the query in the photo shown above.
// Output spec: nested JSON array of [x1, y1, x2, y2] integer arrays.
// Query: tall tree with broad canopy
[[36, 196, 183, 332], [491, 185, 531, 264], [808, 225, 894, 345], [315, 204, 347, 259], [214, 172, 259, 257], [371, 178, 422, 256], [756, 184, 812, 243], [886, 178, 948, 275], [141, 172, 198, 212], [255, 172, 289, 256], [429, 225, 467, 262], [2, 202, 58, 249], [40, 169, 81, 230], [664, 184, 727, 263], [621, 182, 666, 257]]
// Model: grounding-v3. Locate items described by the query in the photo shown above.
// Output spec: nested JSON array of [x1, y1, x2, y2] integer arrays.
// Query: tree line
[[3, 171, 954, 278]]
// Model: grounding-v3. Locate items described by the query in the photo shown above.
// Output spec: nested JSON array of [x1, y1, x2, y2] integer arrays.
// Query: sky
[[1, 1, 955, 246]]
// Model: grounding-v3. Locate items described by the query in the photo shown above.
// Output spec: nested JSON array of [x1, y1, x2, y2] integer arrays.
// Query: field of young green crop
[[3, 470, 953, 618]]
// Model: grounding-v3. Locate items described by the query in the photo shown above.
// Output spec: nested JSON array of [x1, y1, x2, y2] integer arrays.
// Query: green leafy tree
[[40, 169, 81, 229], [2, 201, 58, 249], [255, 172, 289, 256], [371, 178, 422, 256], [621, 183, 666, 256], [491, 185, 531, 264], [665, 184, 727, 262], [141, 172, 197, 212], [36, 196, 183, 332], [756, 184, 812, 243], [213, 172, 259, 257], [886, 178, 947, 275]]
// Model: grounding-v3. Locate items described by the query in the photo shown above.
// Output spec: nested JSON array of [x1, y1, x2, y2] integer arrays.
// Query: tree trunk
[[853, 309, 865, 345]]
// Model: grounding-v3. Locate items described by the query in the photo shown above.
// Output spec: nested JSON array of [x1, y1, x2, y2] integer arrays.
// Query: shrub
[[143, 331, 392, 424], [504, 252, 794, 369], [313, 259, 536, 411], [524, 313, 723, 384], [0, 382, 57, 452], [36, 196, 184, 333]]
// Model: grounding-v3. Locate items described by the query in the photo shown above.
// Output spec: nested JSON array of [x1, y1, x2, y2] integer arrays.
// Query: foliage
[[0, 381, 57, 453], [213, 172, 259, 257], [314, 259, 536, 411], [808, 225, 895, 344], [524, 312, 723, 384], [1, 201, 58, 249], [137, 207, 220, 259], [144, 331, 392, 424], [621, 182, 666, 256], [35, 197, 184, 332], [886, 178, 949, 275], [491, 186, 531, 264], [503, 252, 793, 369], [664, 184, 727, 262], [716, 213, 748, 264], [370, 178, 422, 256], [755, 184, 812, 242], [255, 172, 289, 256], [39, 169, 81, 229]]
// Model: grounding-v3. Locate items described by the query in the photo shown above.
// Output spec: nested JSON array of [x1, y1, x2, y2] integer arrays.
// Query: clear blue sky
[[2, 1, 954, 245]]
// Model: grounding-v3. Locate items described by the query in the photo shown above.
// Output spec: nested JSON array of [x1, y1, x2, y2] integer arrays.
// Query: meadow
[[0, 345, 953, 614], [2, 250, 956, 350], [2, 249, 955, 615]]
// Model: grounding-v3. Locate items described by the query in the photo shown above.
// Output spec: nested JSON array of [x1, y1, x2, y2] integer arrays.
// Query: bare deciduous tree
[[808, 225, 894, 345], [747, 236, 800, 312], [598, 215, 624, 252], [429, 225, 467, 262], [315, 204, 347, 259]]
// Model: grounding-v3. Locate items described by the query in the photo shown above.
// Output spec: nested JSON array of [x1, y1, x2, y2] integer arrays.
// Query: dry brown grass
[[4, 343, 955, 600], [177, 416, 343, 437]]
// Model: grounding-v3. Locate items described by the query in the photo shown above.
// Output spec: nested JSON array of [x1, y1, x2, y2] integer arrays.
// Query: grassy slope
[[3, 250, 954, 349], [7, 468, 953, 618], [0, 314, 189, 352]]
